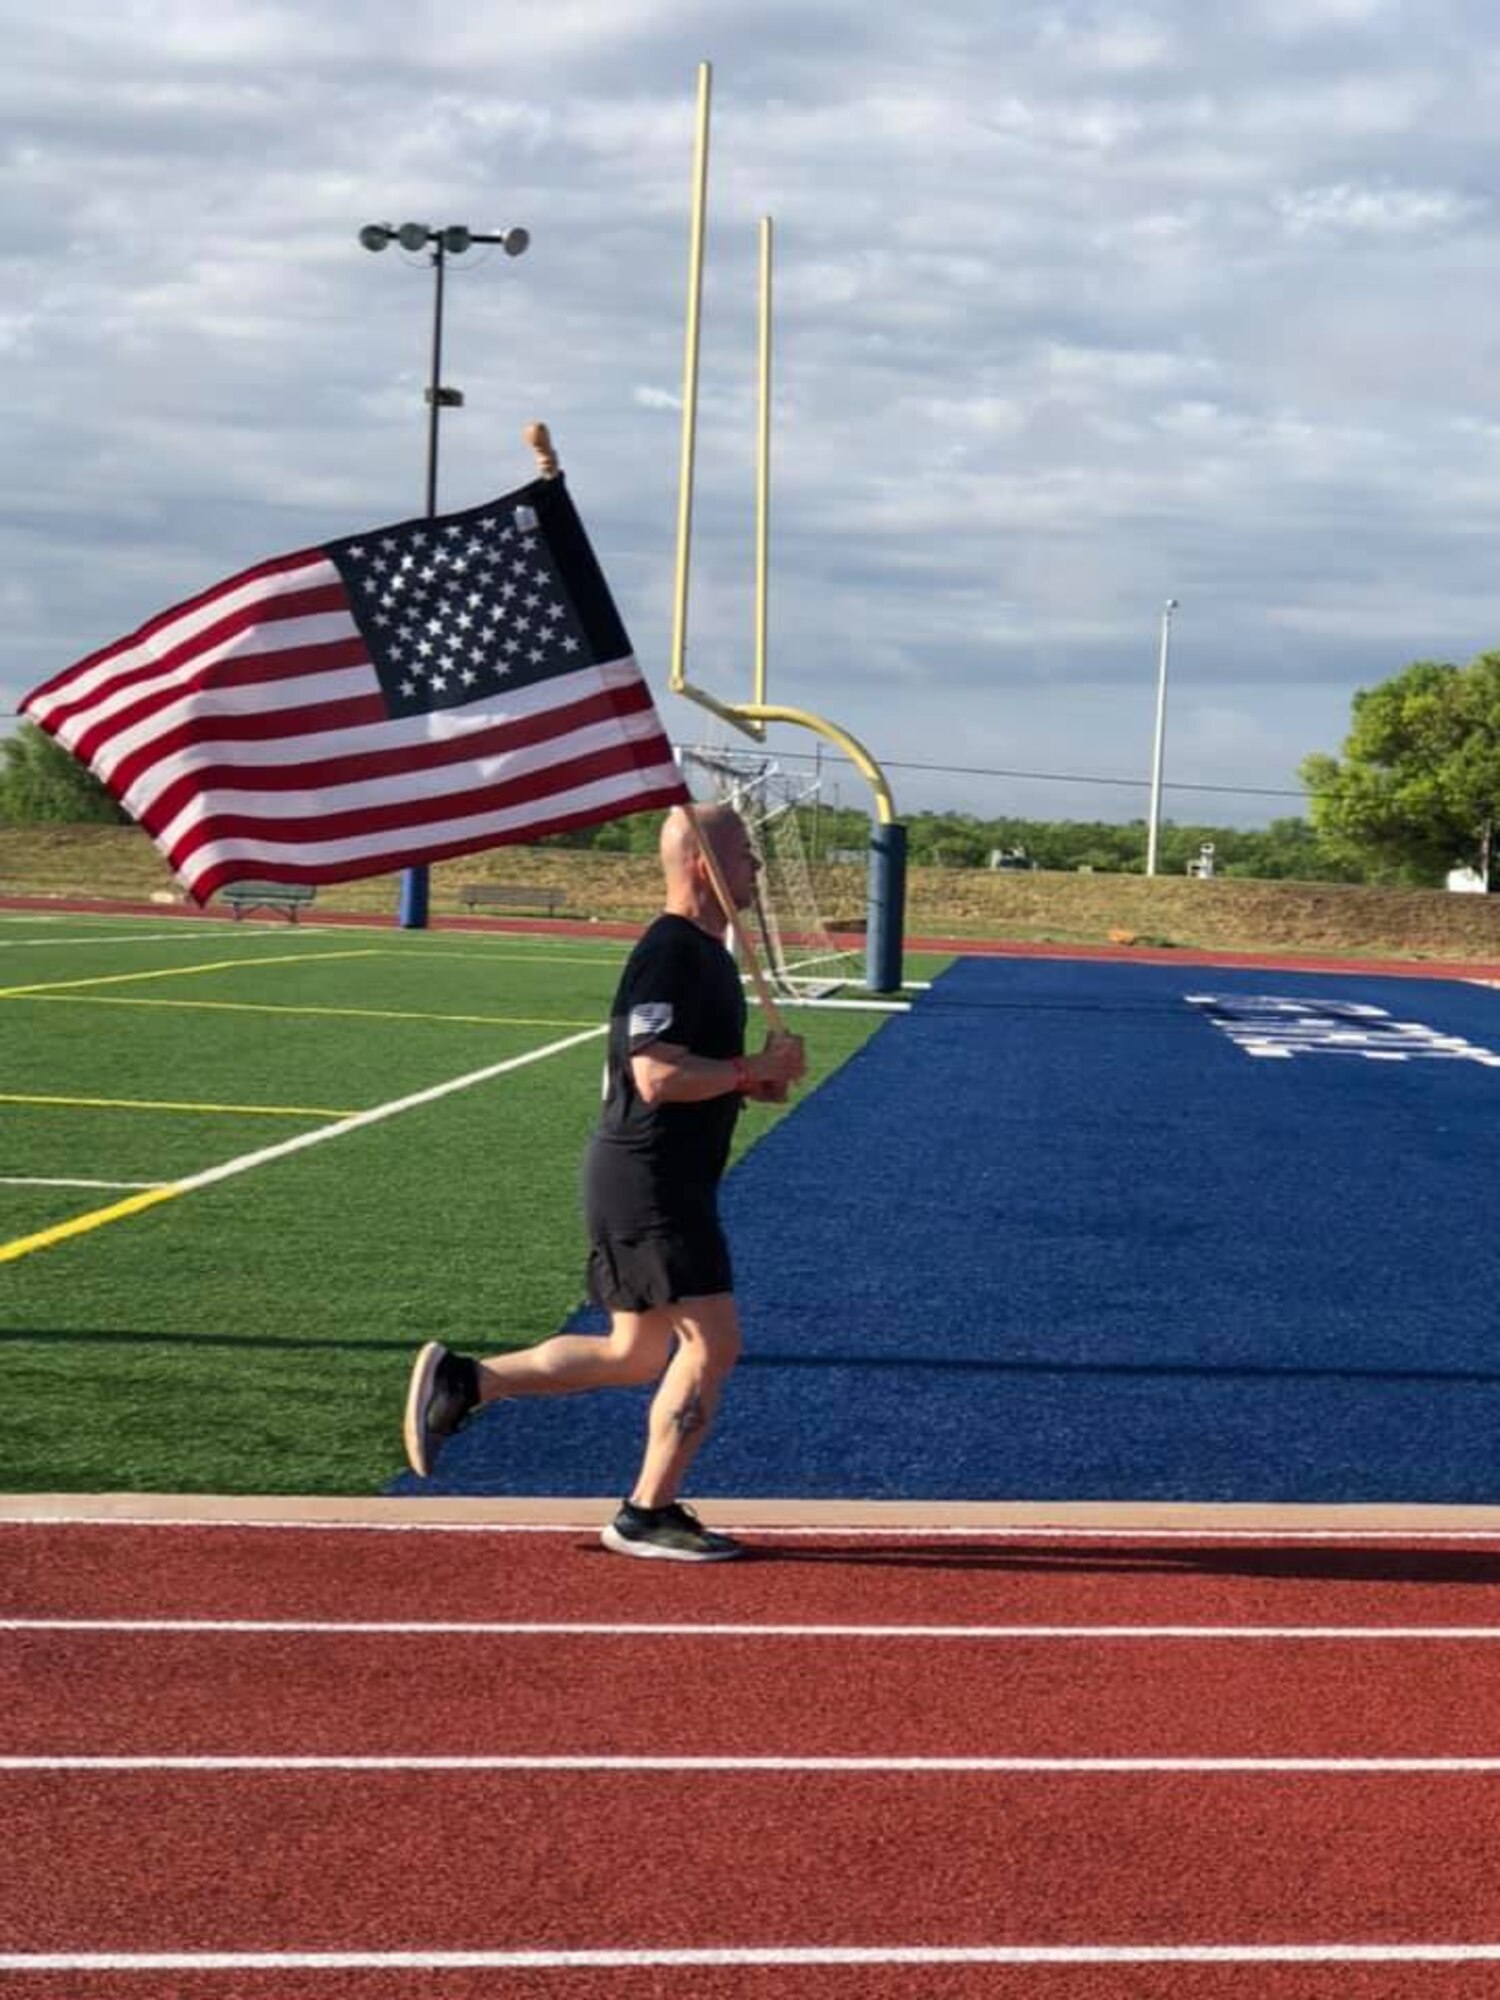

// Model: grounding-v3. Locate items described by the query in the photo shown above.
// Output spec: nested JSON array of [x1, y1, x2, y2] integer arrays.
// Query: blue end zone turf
[[390, 956, 1500, 1503]]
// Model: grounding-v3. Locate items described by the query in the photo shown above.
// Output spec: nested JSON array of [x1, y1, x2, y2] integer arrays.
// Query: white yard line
[[0, 930, 253, 948], [0, 1178, 168, 1191]]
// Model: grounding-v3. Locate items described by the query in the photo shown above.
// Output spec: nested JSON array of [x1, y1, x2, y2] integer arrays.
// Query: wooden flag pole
[[523, 422, 786, 1036], [683, 807, 787, 1035]]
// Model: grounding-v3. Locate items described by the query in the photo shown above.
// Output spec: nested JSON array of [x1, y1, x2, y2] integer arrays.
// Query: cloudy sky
[[5, 0, 1497, 829]]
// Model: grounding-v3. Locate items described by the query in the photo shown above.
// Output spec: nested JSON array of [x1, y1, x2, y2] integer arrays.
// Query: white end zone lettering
[[1185, 993, 1500, 1066]]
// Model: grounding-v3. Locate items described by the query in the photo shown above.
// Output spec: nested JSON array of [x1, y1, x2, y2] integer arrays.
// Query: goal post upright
[[670, 58, 762, 746], [671, 59, 908, 992]]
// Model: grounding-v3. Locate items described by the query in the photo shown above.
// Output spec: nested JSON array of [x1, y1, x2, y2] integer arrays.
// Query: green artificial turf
[[1, 914, 941, 1494]]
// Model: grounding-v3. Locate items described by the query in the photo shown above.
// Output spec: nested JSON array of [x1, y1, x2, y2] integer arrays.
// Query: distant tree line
[[7, 647, 1500, 888], [0, 724, 129, 826], [541, 804, 1366, 881]]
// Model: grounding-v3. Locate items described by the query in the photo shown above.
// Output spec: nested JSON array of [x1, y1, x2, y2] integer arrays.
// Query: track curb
[[7, 1494, 1500, 1533]]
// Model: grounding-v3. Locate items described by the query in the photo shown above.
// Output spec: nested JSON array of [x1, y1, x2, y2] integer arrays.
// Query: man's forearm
[[630, 1047, 746, 1106]]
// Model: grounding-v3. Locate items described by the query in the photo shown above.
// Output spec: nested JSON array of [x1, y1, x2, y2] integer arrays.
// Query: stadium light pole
[[1144, 596, 1179, 878], [358, 218, 530, 928]]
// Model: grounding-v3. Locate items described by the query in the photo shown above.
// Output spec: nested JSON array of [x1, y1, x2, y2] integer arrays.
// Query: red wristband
[[730, 1056, 752, 1093]]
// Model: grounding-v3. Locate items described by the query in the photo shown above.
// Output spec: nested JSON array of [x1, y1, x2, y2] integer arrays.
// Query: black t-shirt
[[584, 913, 747, 1229]]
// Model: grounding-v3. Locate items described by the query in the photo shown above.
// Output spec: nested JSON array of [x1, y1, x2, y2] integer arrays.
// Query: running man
[[402, 803, 807, 1561]]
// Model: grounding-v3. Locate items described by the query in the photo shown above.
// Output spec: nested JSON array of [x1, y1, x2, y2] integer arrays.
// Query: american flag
[[21, 475, 689, 904]]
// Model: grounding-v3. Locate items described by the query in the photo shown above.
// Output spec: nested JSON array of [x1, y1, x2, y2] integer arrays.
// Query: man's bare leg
[[630, 1293, 742, 1509], [402, 1314, 674, 1478], [473, 1310, 676, 1402]]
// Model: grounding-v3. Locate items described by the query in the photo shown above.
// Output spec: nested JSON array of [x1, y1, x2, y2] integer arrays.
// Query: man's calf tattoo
[[672, 1389, 706, 1439]]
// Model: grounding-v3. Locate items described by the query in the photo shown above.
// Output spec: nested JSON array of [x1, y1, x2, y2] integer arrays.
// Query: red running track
[[5, 1522, 1500, 1998], [10, 1626, 1500, 1758], [9, 1522, 1500, 1624]]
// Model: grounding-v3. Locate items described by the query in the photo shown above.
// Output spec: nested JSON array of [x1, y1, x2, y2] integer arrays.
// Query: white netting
[[678, 742, 861, 1000]]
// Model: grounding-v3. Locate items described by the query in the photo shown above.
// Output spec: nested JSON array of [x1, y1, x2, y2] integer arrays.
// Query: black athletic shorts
[[585, 1215, 734, 1312]]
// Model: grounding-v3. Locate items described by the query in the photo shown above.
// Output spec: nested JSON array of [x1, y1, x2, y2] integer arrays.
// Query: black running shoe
[[601, 1500, 744, 1563], [402, 1341, 479, 1477]]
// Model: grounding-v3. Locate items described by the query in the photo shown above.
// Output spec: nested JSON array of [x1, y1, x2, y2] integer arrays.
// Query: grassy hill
[[8, 823, 1500, 963]]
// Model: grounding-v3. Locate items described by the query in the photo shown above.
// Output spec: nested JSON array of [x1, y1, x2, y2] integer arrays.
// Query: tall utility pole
[[358, 219, 530, 928], [1145, 596, 1179, 878]]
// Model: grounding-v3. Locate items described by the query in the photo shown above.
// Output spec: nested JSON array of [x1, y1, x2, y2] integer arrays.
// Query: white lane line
[[4, 1947, 1500, 1971], [5, 1754, 1500, 1772], [7, 1617, 1500, 1640]]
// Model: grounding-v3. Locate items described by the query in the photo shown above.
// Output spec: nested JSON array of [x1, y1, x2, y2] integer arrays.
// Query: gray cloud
[[4, 0, 1497, 829]]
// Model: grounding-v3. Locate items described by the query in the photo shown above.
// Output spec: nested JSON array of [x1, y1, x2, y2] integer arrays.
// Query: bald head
[[659, 803, 759, 922], [660, 802, 742, 877]]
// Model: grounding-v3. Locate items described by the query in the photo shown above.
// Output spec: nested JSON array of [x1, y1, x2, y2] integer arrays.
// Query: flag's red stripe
[[71, 638, 372, 775], [183, 776, 690, 904], [33, 578, 344, 731], [158, 737, 682, 869], [137, 678, 663, 831], [20, 549, 326, 712], [106, 690, 391, 805], [45, 585, 356, 742]]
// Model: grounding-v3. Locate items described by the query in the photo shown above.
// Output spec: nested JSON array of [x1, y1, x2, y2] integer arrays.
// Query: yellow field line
[[0, 1024, 607, 1265], [0, 1093, 355, 1117], [0, 949, 383, 999], [1, 1185, 186, 1262], [8, 995, 600, 1029], [366, 949, 627, 965]]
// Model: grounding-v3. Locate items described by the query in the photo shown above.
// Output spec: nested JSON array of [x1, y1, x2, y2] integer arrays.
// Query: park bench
[[458, 883, 567, 916], [220, 881, 318, 922]]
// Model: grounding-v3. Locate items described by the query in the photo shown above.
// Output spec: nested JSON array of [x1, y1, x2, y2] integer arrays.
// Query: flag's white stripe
[[9, 1617, 1500, 1639], [152, 701, 673, 855], [27, 558, 335, 725], [117, 655, 642, 798], [79, 638, 367, 782], [5, 1755, 1498, 1772], [84, 633, 371, 786], [115, 654, 651, 820], [175, 760, 684, 895], [51, 597, 350, 758], [5, 1949, 1500, 1971]]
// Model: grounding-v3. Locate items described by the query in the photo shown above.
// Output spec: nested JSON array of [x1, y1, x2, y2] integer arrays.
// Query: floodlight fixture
[[498, 226, 530, 257], [396, 220, 431, 252], [358, 223, 395, 252]]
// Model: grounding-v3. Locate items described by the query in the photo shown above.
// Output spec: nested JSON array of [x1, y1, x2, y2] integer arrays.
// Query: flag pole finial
[[525, 422, 558, 478]]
